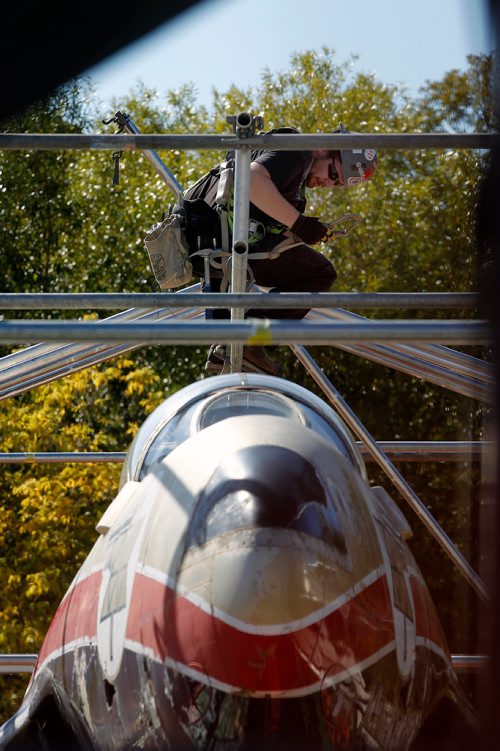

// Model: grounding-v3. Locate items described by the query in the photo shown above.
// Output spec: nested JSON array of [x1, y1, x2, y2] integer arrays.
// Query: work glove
[[290, 214, 329, 245]]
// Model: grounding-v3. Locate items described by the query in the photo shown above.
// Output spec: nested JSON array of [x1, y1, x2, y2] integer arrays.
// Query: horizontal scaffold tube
[[0, 452, 127, 463], [0, 292, 480, 310], [0, 443, 489, 464], [0, 653, 488, 675], [0, 319, 490, 345], [0, 654, 38, 674], [0, 133, 498, 151]]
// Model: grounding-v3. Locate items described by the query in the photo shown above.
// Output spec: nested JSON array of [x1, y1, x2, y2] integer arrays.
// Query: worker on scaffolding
[[182, 124, 378, 376]]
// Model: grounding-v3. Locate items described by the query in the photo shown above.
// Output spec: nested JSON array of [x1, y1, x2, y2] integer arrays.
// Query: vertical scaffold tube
[[230, 118, 252, 372]]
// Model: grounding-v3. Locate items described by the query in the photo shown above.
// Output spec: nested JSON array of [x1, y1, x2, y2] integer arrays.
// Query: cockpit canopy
[[120, 374, 367, 486]]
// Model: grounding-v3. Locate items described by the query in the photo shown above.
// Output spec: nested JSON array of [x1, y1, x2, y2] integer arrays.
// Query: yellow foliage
[[25, 572, 50, 599], [0, 355, 165, 723]]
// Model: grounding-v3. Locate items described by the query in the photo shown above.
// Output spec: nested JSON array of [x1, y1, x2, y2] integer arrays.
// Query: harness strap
[[220, 208, 230, 252], [258, 233, 304, 258], [190, 232, 302, 269], [190, 247, 232, 292]]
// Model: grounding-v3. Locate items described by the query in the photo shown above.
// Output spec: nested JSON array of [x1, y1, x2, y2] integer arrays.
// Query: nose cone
[[175, 446, 354, 697], [133, 415, 390, 701], [186, 445, 347, 553]]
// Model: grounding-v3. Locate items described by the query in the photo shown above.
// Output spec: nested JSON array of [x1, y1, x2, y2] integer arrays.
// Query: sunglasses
[[328, 156, 343, 186]]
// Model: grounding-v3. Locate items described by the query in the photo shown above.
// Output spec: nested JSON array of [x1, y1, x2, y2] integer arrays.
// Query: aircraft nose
[[165, 443, 386, 699], [185, 445, 347, 553]]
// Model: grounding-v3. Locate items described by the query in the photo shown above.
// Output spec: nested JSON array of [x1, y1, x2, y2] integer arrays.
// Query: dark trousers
[[204, 244, 337, 320]]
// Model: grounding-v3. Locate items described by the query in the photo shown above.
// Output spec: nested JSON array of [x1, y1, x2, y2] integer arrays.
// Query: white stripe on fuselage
[[136, 561, 386, 636]]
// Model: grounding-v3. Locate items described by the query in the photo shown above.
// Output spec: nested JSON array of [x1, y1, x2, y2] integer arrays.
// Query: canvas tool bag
[[143, 212, 193, 289]]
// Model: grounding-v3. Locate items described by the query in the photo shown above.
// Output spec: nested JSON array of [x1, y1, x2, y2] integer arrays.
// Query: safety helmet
[[333, 123, 378, 186]]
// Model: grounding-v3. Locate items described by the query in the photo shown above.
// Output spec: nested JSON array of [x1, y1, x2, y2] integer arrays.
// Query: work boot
[[242, 346, 282, 377], [204, 344, 226, 374], [204, 345, 282, 377]]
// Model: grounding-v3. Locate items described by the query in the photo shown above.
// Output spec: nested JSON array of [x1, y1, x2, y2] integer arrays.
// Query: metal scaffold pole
[[0, 132, 498, 151], [0, 292, 480, 310], [0, 319, 489, 345], [227, 114, 261, 371]]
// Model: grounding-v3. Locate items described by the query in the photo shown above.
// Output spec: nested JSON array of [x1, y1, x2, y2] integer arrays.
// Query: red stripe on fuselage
[[36, 570, 102, 668], [34, 567, 449, 693], [126, 573, 395, 693]]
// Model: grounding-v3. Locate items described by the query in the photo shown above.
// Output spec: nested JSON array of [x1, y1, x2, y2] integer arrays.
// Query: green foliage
[[0, 50, 493, 721], [0, 80, 96, 296]]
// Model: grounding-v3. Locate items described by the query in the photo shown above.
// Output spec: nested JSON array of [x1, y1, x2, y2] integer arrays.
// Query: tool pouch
[[143, 212, 193, 289], [216, 165, 233, 206]]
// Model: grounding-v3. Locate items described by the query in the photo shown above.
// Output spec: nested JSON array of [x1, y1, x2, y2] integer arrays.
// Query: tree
[[0, 81, 96, 296]]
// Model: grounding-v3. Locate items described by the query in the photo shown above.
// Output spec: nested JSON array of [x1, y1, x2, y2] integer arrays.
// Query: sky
[[86, 0, 493, 113]]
